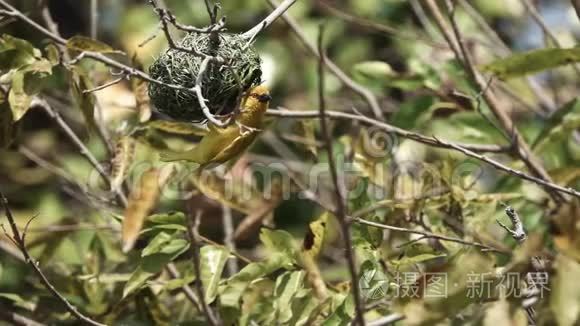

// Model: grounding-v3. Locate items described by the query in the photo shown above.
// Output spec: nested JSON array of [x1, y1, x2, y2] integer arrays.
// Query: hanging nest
[[148, 32, 262, 121]]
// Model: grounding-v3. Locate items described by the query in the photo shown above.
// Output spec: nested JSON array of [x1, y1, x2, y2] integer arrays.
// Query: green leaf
[[273, 270, 305, 323], [200, 245, 230, 304], [148, 211, 186, 225], [352, 61, 394, 82], [286, 289, 319, 326], [66, 36, 122, 54], [533, 98, 580, 150], [44, 43, 60, 65], [141, 231, 172, 257], [0, 293, 36, 311], [322, 293, 355, 326], [70, 69, 98, 134], [0, 34, 40, 70], [482, 47, 580, 79], [220, 254, 292, 312], [123, 232, 189, 298], [390, 252, 447, 267], [260, 229, 297, 261], [7, 71, 31, 121]]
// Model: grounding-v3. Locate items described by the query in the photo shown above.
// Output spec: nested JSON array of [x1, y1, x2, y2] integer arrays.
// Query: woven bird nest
[[148, 32, 262, 121]]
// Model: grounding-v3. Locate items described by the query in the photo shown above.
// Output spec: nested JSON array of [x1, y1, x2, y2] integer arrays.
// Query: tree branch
[[266, 109, 580, 199], [0, 193, 106, 326], [265, 0, 385, 120], [423, 0, 563, 203], [243, 0, 297, 40], [316, 26, 365, 326], [185, 211, 219, 326]]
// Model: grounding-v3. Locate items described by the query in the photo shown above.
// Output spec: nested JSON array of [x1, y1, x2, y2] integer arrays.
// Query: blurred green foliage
[[0, 0, 580, 325]]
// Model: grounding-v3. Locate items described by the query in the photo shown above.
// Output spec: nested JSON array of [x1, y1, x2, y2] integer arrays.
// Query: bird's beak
[[258, 94, 272, 103]]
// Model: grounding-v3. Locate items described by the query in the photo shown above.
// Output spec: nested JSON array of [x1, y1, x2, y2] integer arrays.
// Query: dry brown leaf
[[110, 136, 136, 193], [122, 168, 161, 253]]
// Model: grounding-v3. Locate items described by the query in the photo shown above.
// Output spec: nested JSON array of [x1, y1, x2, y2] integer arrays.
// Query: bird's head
[[247, 85, 271, 104], [238, 85, 271, 126]]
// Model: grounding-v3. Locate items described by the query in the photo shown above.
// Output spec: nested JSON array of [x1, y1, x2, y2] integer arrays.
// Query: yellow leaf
[[110, 136, 136, 193], [70, 69, 98, 135], [302, 212, 329, 259], [122, 168, 161, 253]]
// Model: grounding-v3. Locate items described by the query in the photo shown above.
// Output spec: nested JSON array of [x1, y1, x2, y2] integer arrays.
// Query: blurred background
[[1, 0, 580, 324]]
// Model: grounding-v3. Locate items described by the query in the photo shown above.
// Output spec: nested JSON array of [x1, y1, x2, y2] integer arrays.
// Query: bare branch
[[90, 0, 98, 39], [83, 76, 126, 94], [424, 0, 564, 203], [34, 98, 129, 206], [265, 0, 385, 120], [165, 263, 203, 312], [267, 108, 580, 199], [0, 193, 106, 326], [243, 0, 297, 40], [316, 26, 365, 326], [350, 217, 504, 253], [0, 305, 46, 326], [367, 313, 405, 326], [185, 211, 219, 326], [149, 0, 225, 34], [520, 0, 580, 76], [318, 1, 447, 50], [221, 205, 238, 275]]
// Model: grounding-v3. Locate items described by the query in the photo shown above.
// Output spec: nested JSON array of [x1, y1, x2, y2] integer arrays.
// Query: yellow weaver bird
[[160, 85, 271, 167]]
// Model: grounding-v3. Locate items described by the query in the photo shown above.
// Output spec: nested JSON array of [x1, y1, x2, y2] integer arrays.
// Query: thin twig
[[520, 0, 580, 88], [265, 0, 385, 120], [165, 263, 203, 312], [318, 1, 447, 50], [149, 0, 225, 34], [266, 109, 580, 199], [38, 2, 113, 155], [367, 313, 405, 326], [90, 0, 98, 39], [0, 305, 46, 326], [193, 57, 230, 127], [0, 193, 106, 326], [316, 26, 365, 326], [268, 109, 507, 153], [35, 98, 129, 206], [185, 211, 219, 326], [424, 0, 563, 203], [83, 76, 126, 94], [350, 217, 503, 253], [457, 0, 555, 112], [221, 205, 238, 275], [243, 0, 297, 40]]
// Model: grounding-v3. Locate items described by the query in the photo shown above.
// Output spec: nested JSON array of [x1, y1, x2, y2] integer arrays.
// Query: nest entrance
[[148, 32, 262, 121]]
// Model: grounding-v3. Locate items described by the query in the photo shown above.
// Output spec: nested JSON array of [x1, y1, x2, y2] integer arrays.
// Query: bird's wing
[[210, 131, 257, 164]]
